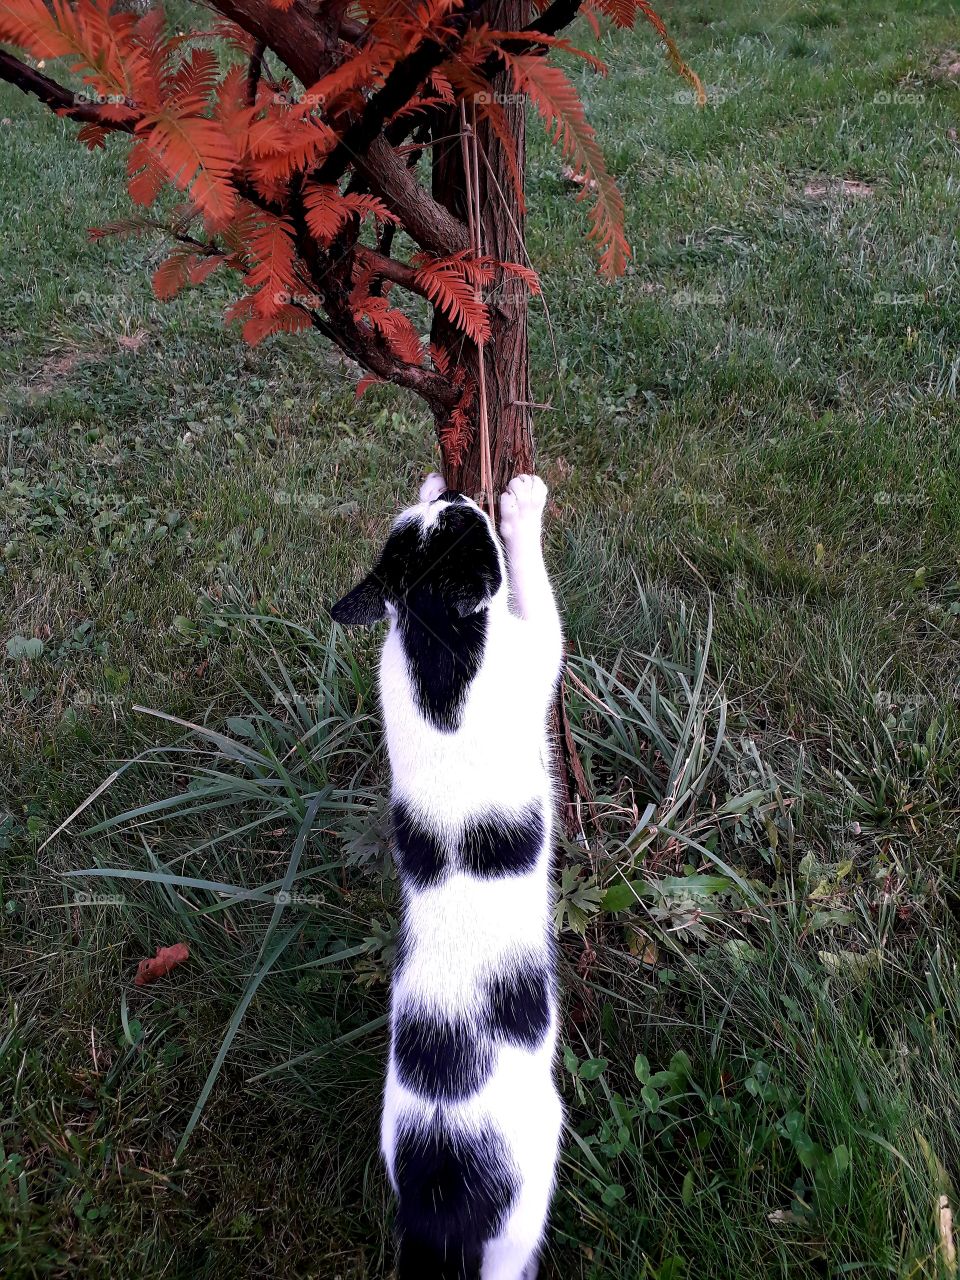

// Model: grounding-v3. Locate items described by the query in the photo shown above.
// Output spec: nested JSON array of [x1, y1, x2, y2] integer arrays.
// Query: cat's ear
[[330, 575, 386, 626]]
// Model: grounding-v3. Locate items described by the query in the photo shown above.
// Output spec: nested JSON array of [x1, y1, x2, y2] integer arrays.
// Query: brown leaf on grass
[[135, 942, 190, 986], [560, 164, 598, 192], [117, 329, 149, 353]]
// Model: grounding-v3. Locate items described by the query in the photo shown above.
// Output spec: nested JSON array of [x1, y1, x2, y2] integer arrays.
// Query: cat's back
[[379, 606, 552, 815]]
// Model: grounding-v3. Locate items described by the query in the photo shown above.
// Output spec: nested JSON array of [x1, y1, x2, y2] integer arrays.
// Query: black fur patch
[[394, 1010, 493, 1100], [460, 803, 545, 877], [396, 1233, 480, 1280], [487, 963, 552, 1048], [394, 1119, 516, 1278], [372, 501, 502, 731], [392, 800, 448, 887]]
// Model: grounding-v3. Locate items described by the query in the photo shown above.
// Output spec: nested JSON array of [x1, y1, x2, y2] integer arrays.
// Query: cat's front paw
[[499, 474, 547, 542], [419, 472, 447, 504]]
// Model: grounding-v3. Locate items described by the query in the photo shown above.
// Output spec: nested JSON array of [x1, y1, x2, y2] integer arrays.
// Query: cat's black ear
[[330, 575, 386, 625]]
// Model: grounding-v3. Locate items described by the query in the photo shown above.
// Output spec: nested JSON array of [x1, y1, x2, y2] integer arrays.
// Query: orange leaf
[[303, 182, 397, 246], [500, 52, 630, 277], [135, 110, 237, 229], [412, 252, 492, 343], [152, 246, 195, 300], [134, 942, 189, 986], [245, 215, 300, 315], [242, 304, 312, 345]]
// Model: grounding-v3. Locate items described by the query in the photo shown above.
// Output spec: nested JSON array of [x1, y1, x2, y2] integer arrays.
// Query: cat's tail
[[392, 1116, 515, 1280], [396, 1232, 483, 1280]]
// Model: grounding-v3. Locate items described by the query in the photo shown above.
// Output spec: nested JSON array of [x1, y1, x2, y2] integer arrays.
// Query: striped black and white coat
[[332, 472, 564, 1280]]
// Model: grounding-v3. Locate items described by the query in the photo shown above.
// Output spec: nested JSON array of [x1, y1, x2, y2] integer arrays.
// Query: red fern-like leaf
[[499, 260, 542, 295], [127, 138, 167, 206], [300, 48, 382, 120], [303, 182, 398, 246], [168, 47, 221, 109], [355, 372, 384, 398], [490, 30, 608, 75], [135, 110, 237, 228], [209, 15, 258, 56], [153, 246, 196, 300], [89, 214, 161, 240], [439, 383, 476, 468], [635, 0, 705, 101], [77, 122, 109, 149], [413, 252, 491, 343], [0, 0, 150, 112], [243, 305, 311, 344], [352, 294, 424, 366], [499, 51, 630, 276], [244, 214, 300, 316]]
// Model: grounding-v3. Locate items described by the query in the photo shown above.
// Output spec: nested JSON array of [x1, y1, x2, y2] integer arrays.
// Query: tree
[[0, 0, 700, 496]]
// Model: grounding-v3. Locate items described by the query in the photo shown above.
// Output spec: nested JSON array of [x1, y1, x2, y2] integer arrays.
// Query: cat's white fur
[[379, 473, 564, 1280]]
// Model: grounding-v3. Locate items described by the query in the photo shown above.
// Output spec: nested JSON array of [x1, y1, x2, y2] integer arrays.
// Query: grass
[[2, 0, 960, 1275]]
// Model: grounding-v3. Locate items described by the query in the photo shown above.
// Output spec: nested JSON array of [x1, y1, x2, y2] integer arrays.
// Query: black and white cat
[[331, 472, 564, 1280]]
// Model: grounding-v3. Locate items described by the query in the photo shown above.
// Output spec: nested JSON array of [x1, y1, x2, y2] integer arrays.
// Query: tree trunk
[[430, 0, 534, 499]]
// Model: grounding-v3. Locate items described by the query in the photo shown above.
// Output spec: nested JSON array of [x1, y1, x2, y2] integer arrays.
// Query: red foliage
[[134, 942, 190, 986], [0, 0, 701, 411]]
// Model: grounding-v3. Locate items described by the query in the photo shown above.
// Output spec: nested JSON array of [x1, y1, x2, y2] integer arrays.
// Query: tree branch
[[245, 39, 266, 106], [207, 0, 468, 255], [206, 0, 340, 84], [313, 18, 468, 188], [0, 50, 136, 132], [521, 0, 583, 38], [355, 246, 421, 293]]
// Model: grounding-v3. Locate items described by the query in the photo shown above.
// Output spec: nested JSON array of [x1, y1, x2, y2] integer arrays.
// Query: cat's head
[[330, 485, 503, 627]]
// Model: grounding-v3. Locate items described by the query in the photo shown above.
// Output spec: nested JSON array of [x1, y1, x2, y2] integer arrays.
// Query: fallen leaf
[[118, 329, 149, 353], [135, 942, 190, 986], [561, 164, 598, 192]]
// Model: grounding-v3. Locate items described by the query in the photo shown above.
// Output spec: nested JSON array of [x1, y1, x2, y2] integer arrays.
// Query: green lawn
[[3, 0, 960, 1276]]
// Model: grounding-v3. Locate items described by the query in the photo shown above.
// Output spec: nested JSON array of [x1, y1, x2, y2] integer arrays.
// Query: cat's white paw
[[419, 472, 447, 504], [499, 474, 547, 542]]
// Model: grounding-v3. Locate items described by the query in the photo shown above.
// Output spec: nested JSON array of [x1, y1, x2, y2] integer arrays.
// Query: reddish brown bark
[[431, 0, 534, 499]]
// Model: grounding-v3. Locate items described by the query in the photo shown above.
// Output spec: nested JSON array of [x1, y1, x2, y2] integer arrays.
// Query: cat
[[331, 471, 564, 1280]]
